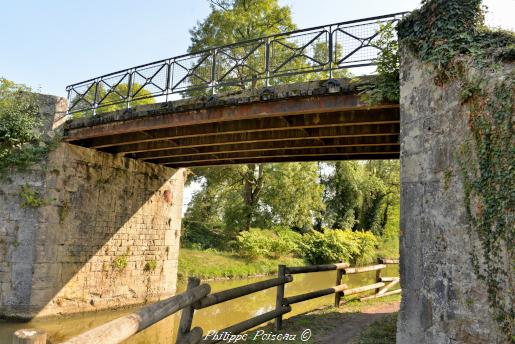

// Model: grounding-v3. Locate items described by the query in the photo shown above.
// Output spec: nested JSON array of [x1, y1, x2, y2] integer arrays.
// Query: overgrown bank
[[178, 248, 304, 282]]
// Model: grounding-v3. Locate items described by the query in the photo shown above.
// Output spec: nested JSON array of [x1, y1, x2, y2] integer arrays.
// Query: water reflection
[[0, 266, 398, 343]]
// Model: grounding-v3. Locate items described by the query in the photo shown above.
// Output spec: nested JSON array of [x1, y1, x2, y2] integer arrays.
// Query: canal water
[[0, 265, 398, 343]]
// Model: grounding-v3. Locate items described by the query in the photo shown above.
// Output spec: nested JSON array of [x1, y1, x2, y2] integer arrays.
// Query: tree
[[184, 162, 325, 236], [321, 160, 399, 236], [69, 82, 155, 118], [184, 0, 301, 235], [260, 162, 324, 230], [189, 0, 295, 50], [0, 78, 54, 173]]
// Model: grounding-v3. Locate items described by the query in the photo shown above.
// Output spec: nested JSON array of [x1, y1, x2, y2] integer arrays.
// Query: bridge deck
[[64, 78, 399, 167]]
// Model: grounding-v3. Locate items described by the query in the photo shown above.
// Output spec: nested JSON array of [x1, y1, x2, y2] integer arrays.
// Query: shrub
[[299, 229, 378, 265], [237, 228, 273, 259], [181, 221, 226, 250], [0, 78, 57, 174], [236, 227, 302, 259], [352, 230, 379, 264]]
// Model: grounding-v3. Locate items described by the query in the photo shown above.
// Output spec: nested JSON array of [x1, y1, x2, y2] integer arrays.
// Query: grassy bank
[[178, 248, 305, 281], [243, 294, 400, 343]]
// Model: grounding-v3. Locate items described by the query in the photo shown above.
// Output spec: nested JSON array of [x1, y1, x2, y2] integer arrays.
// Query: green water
[[0, 265, 399, 343]]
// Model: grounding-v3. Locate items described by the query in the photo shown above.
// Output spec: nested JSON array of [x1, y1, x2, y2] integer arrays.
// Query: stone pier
[[0, 95, 186, 319], [398, 50, 512, 343]]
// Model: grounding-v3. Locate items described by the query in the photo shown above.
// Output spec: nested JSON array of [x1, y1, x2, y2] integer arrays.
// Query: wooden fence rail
[[16, 258, 400, 344], [60, 283, 210, 344]]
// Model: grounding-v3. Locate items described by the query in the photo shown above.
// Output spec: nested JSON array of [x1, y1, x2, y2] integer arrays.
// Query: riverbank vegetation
[[178, 248, 303, 281], [181, 160, 400, 279]]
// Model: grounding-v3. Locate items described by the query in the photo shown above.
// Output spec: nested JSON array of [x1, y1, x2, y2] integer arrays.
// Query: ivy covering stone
[[398, 0, 514, 337]]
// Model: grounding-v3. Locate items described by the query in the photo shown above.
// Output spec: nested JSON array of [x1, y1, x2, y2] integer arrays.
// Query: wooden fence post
[[12, 329, 47, 344], [275, 265, 286, 330], [334, 260, 343, 307], [177, 277, 201, 343], [375, 258, 382, 295]]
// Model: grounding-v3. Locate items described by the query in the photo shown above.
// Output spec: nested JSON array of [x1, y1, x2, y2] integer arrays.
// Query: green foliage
[[112, 255, 128, 271], [189, 0, 295, 51], [299, 229, 378, 265], [0, 78, 57, 173], [178, 247, 304, 280], [375, 203, 400, 260], [185, 162, 324, 236], [144, 259, 157, 272], [70, 83, 155, 118], [399, 0, 514, 337], [236, 227, 302, 259], [187, 0, 349, 95], [361, 22, 400, 104], [321, 160, 399, 236], [19, 184, 47, 208], [182, 220, 227, 250]]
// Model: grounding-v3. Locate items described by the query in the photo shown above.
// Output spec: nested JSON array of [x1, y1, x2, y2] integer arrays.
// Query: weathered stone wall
[[398, 50, 510, 343], [0, 95, 185, 319]]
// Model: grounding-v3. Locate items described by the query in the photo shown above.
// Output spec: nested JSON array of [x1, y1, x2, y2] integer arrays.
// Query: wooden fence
[[14, 258, 399, 344]]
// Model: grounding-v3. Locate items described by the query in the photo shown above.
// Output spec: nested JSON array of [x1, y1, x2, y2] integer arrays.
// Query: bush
[[352, 230, 379, 264], [181, 221, 226, 250], [237, 228, 275, 259], [0, 78, 57, 174], [299, 229, 378, 265], [236, 227, 302, 259]]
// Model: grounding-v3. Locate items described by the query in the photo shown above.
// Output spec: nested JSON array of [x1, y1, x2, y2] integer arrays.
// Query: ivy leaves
[[399, 0, 514, 338]]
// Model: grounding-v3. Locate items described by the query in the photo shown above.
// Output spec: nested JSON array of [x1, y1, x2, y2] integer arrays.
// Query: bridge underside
[[64, 80, 400, 167]]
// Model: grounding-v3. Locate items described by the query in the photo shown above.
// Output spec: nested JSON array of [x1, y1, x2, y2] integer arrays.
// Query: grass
[[178, 248, 305, 282], [244, 294, 401, 344], [356, 313, 397, 344]]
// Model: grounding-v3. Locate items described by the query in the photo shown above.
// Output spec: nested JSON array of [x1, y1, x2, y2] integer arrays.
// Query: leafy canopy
[[0, 78, 55, 173]]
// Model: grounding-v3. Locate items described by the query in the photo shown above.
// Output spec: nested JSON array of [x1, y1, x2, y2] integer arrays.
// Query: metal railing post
[[64, 13, 407, 115], [275, 265, 286, 330], [93, 80, 99, 116], [265, 38, 270, 87], [126, 70, 133, 110], [210, 49, 217, 95], [328, 26, 334, 80], [177, 277, 200, 343], [165, 60, 172, 103]]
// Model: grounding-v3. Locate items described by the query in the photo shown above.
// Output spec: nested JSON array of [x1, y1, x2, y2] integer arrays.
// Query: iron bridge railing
[[66, 12, 407, 115]]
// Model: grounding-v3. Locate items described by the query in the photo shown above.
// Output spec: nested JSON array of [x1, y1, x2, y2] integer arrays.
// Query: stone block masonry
[[398, 49, 512, 343], [0, 95, 186, 319]]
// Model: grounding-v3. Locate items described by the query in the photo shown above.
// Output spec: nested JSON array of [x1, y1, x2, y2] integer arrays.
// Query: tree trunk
[[242, 163, 264, 231]]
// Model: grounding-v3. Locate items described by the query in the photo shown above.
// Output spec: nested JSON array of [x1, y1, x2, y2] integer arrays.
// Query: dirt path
[[315, 301, 400, 344]]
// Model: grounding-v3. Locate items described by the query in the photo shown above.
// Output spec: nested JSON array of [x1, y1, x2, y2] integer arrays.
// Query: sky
[[1, 0, 513, 98]]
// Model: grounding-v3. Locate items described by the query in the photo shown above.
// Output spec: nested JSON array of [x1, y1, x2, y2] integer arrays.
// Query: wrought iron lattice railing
[[66, 12, 407, 115]]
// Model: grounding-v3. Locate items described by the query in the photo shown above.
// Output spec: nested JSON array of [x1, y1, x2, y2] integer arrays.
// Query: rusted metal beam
[[107, 124, 400, 154], [64, 94, 398, 141], [164, 153, 399, 167], [133, 136, 399, 160], [154, 145, 400, 165], [76, 108, 399, 148]]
